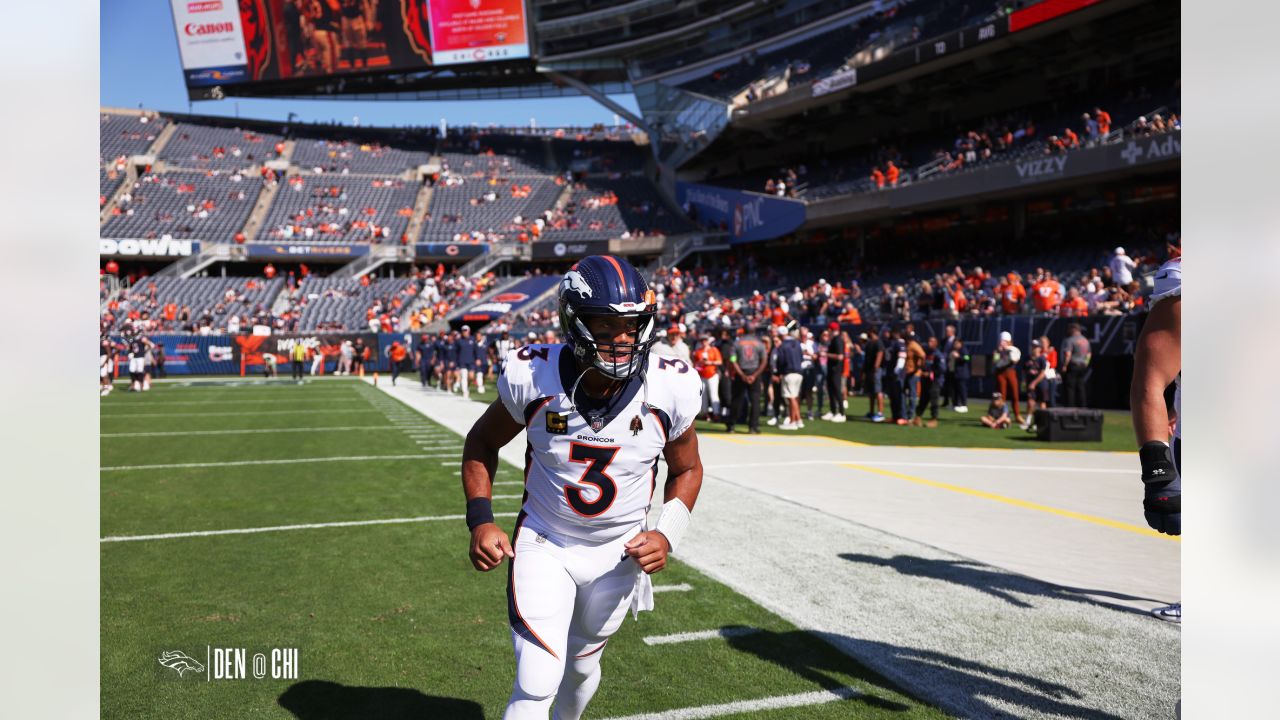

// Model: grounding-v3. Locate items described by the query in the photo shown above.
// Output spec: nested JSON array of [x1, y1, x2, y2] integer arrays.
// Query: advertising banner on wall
[[244, 243, 370, 259], [414, 242, 489, 260], [529, 239, 611, 260], [676, 182, 806, 244]]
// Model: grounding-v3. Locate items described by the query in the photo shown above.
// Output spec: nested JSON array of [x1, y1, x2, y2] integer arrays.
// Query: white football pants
[[504, 513, 641, 720]]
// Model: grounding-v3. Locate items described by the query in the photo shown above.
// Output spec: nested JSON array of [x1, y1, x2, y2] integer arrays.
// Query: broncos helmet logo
[[562, 270, 594, 299], [158, 650, 205, 677]]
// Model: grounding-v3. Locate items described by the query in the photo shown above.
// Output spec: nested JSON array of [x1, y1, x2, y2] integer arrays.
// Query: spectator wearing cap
[[993, 331, 1023, 424], [1060, 323, 1092, 407], [823, 322, 848, 422], [775, 328, 806, 430], [997, 273, 1027, 315], [1109, 247, 1139, 287], [981, 392, 1013, 429], [692, 335, 724, 420], [651, 325, 691, 363]]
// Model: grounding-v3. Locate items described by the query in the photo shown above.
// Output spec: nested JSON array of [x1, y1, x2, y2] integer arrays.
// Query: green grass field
[[101, 378, 946, 719], [451, 381, 1135, 453]]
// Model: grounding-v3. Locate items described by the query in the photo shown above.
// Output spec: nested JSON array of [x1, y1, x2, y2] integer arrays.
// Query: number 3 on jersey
[[565, 442, 619, 517]]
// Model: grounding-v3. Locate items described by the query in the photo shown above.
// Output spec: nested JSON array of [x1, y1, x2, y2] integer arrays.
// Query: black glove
[[1139, 441, 1180, 535]]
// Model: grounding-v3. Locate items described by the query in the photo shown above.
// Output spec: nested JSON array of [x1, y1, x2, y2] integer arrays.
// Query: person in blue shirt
[[456, 326, 478, 399], [912, 336, 946, 427], [432, 330, 448, 390], [775, 329, 806, 430], [443, 331, 460, 393], [416, 334, 436, 388]]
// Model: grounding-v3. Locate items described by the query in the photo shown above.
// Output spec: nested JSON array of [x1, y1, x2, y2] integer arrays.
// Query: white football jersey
[[1151, 258, 1181, 439], [497, 344, 703, 543]]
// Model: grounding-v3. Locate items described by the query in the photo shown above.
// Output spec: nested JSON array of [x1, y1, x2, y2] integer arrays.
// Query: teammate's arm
[[625, 426, 703, 574], [1131, 296, 1181, 535], [1132, 297, 1180, 443], [462, 400, 524, 571]]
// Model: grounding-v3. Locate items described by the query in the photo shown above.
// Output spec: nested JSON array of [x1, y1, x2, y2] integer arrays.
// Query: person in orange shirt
[[871, 167, 886, 189], [1059, 287, 1089, 317], [1063, 127, 1080, 149], [1094, 107, 1112, 135], [691, 335, 724, 419], [838, 303, 862, 324], [998, 273, 1026, 314], [387, 341, 409, 386], [771, 305, 787, 327], [886, 161, 900, 187], [1031, 276, 1062, 314]]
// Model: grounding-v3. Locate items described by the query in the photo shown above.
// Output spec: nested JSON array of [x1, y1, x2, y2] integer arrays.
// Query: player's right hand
[[469, 524, 515, 571], [1139, 441, 1180, 535]]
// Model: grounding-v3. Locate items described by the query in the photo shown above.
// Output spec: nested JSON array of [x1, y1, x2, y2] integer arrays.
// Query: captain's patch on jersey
[[546, 411, 569, 434]]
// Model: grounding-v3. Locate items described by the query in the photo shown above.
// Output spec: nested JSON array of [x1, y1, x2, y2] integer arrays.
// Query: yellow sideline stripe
[[840, 463, 1179, 542]]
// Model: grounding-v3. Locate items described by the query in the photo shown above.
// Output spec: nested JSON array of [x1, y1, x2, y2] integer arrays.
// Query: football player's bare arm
[[624, 426, 703, 574], [462, 400, 524, 572], [1131, 297, 1180, 445]]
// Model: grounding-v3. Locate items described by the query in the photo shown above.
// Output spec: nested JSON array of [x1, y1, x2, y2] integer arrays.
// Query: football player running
[[1131, 235, 1180, 622], [462, 255, 704, 720]]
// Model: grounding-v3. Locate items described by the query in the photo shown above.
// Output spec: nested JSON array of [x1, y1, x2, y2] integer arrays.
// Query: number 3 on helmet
[[558, 255, 658, 380]]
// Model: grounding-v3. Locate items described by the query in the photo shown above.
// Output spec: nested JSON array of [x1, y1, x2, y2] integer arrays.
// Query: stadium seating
[[550, 138, 647, 174], [100, 113, 167, 164], [421, 177, 563, 242], [294, 276, 415, 331], [107, 276, 285, 333], [100, 168, 126, 206], [439, 151, 549, 178], [101, 171, 264, 242], [260, 175, 420, 243], [591, 177, 696, 236], [160, 122, 284, 172], [540, 183, 627, 241], [291, 138, 431, 175]]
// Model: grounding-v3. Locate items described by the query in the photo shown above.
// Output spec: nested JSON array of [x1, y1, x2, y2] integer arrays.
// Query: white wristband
[[654, 498, 691, 553]]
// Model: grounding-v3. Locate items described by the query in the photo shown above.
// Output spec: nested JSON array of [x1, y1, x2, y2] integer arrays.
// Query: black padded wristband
[[466, 497, 495, 531]]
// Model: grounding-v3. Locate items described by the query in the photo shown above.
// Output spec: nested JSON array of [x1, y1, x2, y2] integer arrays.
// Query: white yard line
[[101, 426, 397, 438], [100, 409, 382, 418], [652, 583, 693, 593], [711, 460, 1131, 474], [98, 398, 366, 406], [102, 454, 459, 471], [492, 495, 523, 500], [598, 687, 860, 720], [101, 512, 520, 543], [642, 627, 761, 646]]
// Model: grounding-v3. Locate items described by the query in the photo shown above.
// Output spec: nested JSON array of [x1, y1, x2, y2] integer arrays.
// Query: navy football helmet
[[558, 255, 658, 380]]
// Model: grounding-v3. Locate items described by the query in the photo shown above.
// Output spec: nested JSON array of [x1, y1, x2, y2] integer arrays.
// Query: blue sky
[[100, 0, 640, 128]]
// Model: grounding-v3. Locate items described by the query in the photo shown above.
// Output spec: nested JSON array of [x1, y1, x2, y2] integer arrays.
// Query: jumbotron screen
[[170, 0, 530, 96]]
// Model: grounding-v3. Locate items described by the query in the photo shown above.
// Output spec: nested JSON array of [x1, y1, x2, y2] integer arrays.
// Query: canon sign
[[185, 22, 234, 36]]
